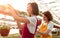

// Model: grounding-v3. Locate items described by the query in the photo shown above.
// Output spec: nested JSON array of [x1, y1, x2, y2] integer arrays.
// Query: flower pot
[[0, 29, 10, 36]]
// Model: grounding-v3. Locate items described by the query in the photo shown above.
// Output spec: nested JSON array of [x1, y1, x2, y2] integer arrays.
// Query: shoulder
[[48, 21, 54, 30], [26, 16, 37, 24], [48, 21, 54, 26]]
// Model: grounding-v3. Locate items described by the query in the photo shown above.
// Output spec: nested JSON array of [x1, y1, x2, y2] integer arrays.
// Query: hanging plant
[[0, 25, 10, 36]]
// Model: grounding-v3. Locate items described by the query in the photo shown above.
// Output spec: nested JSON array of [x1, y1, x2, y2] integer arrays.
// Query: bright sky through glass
[[0, 0, 60, 34], [0, 0, 60, 25]]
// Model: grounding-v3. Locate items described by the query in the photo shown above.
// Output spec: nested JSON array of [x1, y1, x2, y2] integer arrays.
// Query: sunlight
[[0, 0, 30, 12], [0, 14, 5, 18], [11, 0, 28, 12], [0, 0, 60, 25]]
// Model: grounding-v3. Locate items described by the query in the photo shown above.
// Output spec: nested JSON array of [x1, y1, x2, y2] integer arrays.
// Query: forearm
[[15, 10, 21, 16], [39, 31, 48, 35], [15, 16, 29, 23], [54, 25, 60, 29], [9, 5, 30, 24], [39, 30, 51, 35], [10, 9, 23, 22], [16, 21, 23, 30]]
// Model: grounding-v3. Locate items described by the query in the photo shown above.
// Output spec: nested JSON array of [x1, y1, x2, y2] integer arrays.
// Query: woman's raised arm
[[8, 4, 30, 24]]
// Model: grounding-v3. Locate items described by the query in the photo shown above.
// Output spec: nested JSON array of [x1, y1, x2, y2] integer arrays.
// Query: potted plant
[[0, 25, 10, 36]]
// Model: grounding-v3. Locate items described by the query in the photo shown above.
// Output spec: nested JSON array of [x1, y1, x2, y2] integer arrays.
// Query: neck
[[45, 21, 49, 24], [30, 14, 36, 17]]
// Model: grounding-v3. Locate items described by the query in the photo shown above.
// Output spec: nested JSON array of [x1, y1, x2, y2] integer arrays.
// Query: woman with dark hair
[[9, 2, 41, 38], [37, 11, 54, 38]]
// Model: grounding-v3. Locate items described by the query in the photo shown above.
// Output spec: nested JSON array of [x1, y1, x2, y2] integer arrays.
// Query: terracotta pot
[[0, 29, 10, 36]]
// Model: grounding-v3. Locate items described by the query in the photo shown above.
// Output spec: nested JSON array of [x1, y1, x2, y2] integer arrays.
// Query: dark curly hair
[[43, 11, 53, 22]]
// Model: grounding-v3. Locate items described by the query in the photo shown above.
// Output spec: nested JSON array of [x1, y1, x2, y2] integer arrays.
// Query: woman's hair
[[28, 2, 39, 15], [43, 11, 53, 22]]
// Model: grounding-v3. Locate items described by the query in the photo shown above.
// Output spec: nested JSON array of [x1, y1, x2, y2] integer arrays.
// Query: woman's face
[[27, 4, 32, 16], [42, 14, 48, 22]]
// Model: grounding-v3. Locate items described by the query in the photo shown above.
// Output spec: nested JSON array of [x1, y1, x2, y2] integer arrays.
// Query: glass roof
[[35, 0, 60, 25], [0, 0, 60, 26]]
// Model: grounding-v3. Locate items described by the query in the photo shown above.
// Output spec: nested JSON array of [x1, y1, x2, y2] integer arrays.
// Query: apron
[[22, 18, 38, 38], [40, 23, 52, 38]]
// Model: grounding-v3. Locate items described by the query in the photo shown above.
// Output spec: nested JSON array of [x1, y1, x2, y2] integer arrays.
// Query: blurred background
[[0, 0, 60, 38]]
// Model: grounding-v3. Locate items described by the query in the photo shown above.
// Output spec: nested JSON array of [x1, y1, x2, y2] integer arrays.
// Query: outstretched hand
[[0, 5, 12, 16], [7, 4, 20, 16], [7, 4, 16, 16]]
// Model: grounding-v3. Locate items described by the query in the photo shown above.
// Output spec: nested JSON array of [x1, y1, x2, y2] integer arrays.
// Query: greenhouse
[[0, 0, 60, 38]]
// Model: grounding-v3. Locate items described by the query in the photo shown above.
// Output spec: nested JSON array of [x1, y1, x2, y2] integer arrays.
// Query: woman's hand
[[7, 4, 30, 24], [36, 31, 40, 34], [7, 4, 16, 16], [39, 30, 51, 35]]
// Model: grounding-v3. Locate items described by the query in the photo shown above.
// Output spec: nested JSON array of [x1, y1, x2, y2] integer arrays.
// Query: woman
[[9, 2, 41, 38], [37, 11, 54, 38]]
